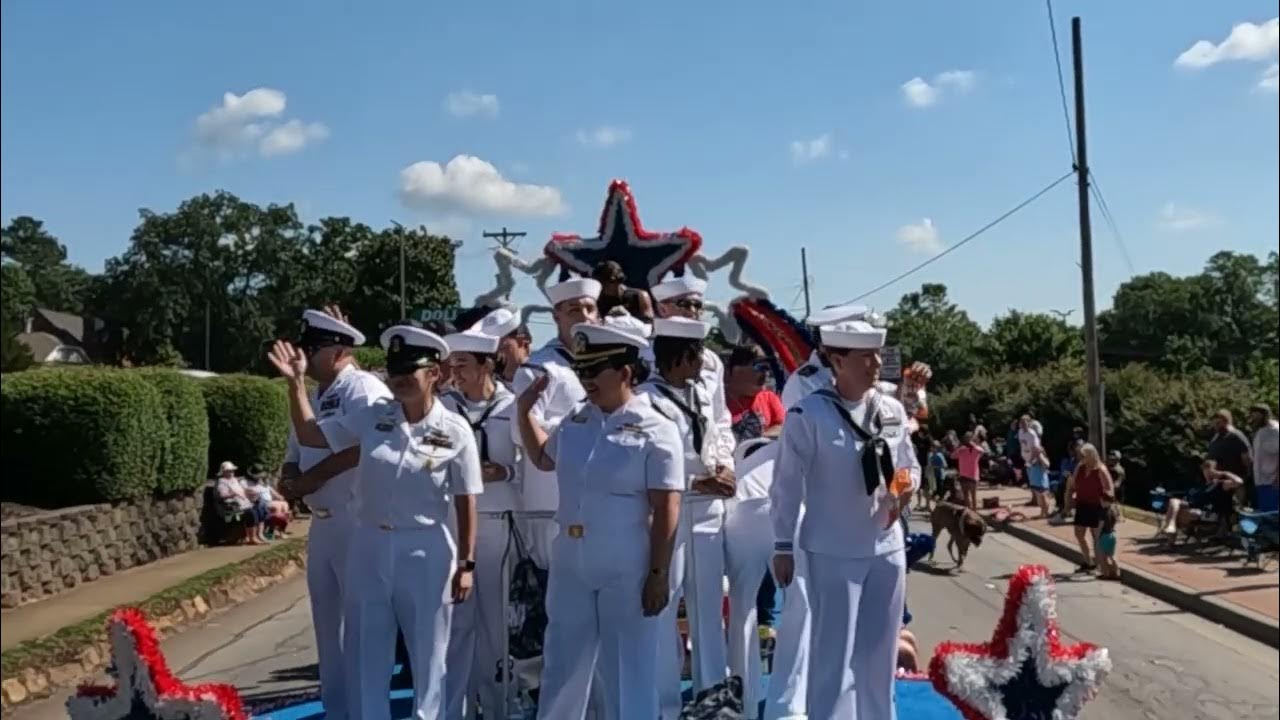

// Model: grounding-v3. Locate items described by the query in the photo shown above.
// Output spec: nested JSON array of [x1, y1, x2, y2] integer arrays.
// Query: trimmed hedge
[[199, 374, 289, 476], [0, 367, 164, 506], [932, 360, 1269, 502], [135, 369, 210, 495]]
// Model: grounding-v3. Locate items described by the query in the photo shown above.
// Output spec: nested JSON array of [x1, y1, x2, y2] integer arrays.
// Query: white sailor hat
[[651, 276, 708, 302], [379, 325, 450, 375], [569, 321, 648, 366], [299, 309, 366, 348], [604, 312, 653, 339], [733, 437, 775, 466], [443, 330, 499, 356], [546, 278, 602, 306], [471, 307, 523, 338], [805, 303, 869, 328], [652, 317, 710, 340], [818, 319, 887, 350]]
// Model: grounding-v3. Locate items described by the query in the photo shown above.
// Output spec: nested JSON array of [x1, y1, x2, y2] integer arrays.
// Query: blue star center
[[996, 656, 1067, 719], [548, 192, 694, 290]]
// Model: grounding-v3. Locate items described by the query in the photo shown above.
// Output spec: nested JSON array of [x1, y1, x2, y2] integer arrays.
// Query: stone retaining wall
[[0, 491, 203, 608]]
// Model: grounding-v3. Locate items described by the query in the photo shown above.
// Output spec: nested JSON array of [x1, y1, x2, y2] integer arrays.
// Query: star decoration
[[928, 565, 1111, 720], [543, 180, 702, 290], [67, 609, 245, 720]]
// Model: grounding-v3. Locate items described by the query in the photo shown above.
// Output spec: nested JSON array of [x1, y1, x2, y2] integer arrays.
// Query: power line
[[842, 169, 1075, 304], [1087, 170, 1136, 274], [1045, 0, 1076, 163]]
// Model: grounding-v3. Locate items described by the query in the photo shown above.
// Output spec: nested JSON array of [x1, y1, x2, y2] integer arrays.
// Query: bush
[[352, 346, 386, 371], [932, 361, 1267, 503], [199, 374, 289, 477], [0, 367, 164, 506], [135, 369, 209, 495]]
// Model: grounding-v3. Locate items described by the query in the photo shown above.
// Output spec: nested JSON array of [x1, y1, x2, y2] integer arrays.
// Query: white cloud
[[260, 119, 330, 157], [901, 77, 939, 108], [190, 87, 326, 161], [444, 91, 500, 118], [1158, 202, 1218, 231], [399, 155, 566, 217], [789, 133, 833, 163], [896, 218, 942, 254], [1174, 17, 1278, 69], [1259, 63, 1280, 92], [575, 126, 632, 148], [901, 69, 976, 108]]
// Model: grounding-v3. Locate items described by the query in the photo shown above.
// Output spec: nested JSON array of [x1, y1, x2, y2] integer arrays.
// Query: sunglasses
[[571, 360, 621, 380], [673, 299, 705, 312]]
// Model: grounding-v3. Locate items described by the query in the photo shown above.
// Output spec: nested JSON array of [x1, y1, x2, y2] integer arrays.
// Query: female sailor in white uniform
[[270, 326, 483, 720], [515, 322, 684, 720], [722, 436, 779, 719], [637, 316, 732, 718], [441, 329, 520, 720], [770, 319, 919, 720]]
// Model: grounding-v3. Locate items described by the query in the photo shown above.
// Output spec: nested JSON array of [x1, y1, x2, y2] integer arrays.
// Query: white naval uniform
[[442, 387, 520, 720], [320, 397, 484, 720], [638, 375, 730, 719], [285, 365, 390, 720], [535, 395, 685, 720], [510, 339, 585, 569], [722, 440, 780, 719], [770, 390, 920, 720]]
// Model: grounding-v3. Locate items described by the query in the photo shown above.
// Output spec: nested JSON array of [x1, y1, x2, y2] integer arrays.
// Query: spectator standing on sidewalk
[[1096, 505, 1121, 581], [1017, 415, 1042, 467], [1248, 404, 1278, 511], [1027, 447, 1052, 518], [951, 432, 984, 510], [1069, 444, 1114, 574], [1105, 451, 1127, 508]]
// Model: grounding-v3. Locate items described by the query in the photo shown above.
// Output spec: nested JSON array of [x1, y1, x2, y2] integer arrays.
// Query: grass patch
[[1, 538, 306, 680]]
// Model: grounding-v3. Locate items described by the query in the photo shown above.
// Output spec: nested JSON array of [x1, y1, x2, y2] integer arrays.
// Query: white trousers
[[344, 524, 456, 720], [657, 498, 728, 719], [536, 535, 659, 720], [723, 498, 774, 719], [763, 549, 809, 720], [515, 515, 558, 570], [444, 514, 511, 719], [805, 549, 906, 720], [307, 512, 352, 720]]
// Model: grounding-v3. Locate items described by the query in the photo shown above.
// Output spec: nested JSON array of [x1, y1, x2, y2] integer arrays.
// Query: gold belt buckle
[[566, 524, 585, 539], [313, 508, 332, 519]]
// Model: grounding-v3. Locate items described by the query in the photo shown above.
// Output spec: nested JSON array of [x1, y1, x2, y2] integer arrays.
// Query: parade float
[[66, 182, 1110, 720]]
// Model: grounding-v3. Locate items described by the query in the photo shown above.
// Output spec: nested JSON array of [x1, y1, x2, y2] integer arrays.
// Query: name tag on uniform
[[320, 395, 341, 412], [374, 418, 396, 432], [618, 422, 647, 437]]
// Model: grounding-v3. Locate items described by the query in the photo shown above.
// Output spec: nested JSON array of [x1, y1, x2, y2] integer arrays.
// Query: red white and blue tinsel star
[[543, 180, 702, 290], [928, 565, 1111, 720], [66, 609, 245, 720]]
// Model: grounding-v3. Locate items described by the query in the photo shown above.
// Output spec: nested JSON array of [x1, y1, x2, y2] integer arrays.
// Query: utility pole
[[483, 227, 526, 251], [800, 247, 812, 318], [204, 299, 211, 371], [390, 220, 407, 321], [1073, 17, 1105, 455]]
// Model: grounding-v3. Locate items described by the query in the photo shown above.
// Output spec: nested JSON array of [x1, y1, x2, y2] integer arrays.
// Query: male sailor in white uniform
[[510, 279, 600, 570], [638, 317, 733, 717], [471, 307, 531, 392], [771, 320, 920, 720], [279, 309, 391, 720], [442, 328, 521, 720], [766, 303, 869, 720]]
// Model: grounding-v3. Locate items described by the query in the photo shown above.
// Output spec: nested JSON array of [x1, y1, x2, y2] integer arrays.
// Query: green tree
[[0, 216, 93, 314], [886, 283, 986, 389], [1, 264, 36, 325], [984, 310, 1083, 370], [344, 224, 462, 339], [1, 313, 34, 372]]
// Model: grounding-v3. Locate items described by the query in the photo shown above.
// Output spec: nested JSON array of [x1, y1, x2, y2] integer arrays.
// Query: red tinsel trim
[[729, 297, 814, 374], [544, 179, 703, 281], [74, 608, 247, 720], [927, 564, 1102, 720]]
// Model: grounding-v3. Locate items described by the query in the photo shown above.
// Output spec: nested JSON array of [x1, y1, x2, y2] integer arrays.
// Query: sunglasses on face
[[572, 360, 620, 380], [673, 299, 705, 312]]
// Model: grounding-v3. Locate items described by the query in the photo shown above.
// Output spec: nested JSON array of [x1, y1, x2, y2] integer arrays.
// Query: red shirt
[[728, 390, 785, 441], [1073, 466, 1113, 505]]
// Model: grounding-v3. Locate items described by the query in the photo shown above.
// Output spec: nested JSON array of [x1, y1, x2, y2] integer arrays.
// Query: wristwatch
[[457, 560, 476, 572]]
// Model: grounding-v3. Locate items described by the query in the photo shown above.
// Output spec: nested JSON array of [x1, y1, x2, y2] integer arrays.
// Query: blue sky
[[2, 1, 1277, 330]]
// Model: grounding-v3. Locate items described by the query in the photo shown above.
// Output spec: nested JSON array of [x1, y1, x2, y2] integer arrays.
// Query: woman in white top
[[270, 326, 483, 720], [440, 329, 521, 720], [516, 322, 684, 720]]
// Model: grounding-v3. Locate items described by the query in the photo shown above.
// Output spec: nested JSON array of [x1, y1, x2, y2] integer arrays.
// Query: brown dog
[[929, 501, 986, 568]]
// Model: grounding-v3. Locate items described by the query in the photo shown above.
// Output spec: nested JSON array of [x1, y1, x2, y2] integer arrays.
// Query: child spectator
[[1027, 447, 1052, 518], [725, 345, 785, 442], [951, 431, 985, 509], [1097, 505, 1121, 580], [929, 442, 951, 502]]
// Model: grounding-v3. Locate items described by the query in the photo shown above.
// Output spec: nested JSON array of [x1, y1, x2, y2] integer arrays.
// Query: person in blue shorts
[[1027, 447, 1052, 518]]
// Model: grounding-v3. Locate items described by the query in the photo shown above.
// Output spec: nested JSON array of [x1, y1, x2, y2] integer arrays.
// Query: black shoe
[[1075, 563, 1096, 574]]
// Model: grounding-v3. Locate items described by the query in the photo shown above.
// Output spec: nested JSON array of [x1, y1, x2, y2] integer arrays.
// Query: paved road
[[11, 527, 1279, 719]]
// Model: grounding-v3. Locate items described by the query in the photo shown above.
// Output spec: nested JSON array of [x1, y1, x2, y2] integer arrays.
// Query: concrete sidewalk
[[974, 486, 1279, 648], [1, 521, 309, 651]]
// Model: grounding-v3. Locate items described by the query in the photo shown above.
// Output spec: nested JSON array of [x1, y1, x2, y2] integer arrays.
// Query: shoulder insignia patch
[[319, 395, 341, 412], [374, 420, 396, 432]]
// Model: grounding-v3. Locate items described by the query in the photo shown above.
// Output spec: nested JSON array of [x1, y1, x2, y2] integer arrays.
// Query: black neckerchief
[[816, 389, 893, 496], [653, 380, 706, 455], [452, 394, 506, 463]]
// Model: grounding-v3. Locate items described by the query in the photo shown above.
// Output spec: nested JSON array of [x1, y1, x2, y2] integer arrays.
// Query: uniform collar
[[401, 395, 447, 427]]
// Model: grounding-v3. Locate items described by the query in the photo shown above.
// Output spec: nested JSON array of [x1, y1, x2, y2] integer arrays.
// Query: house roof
[[34, 308, 85, 342]]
